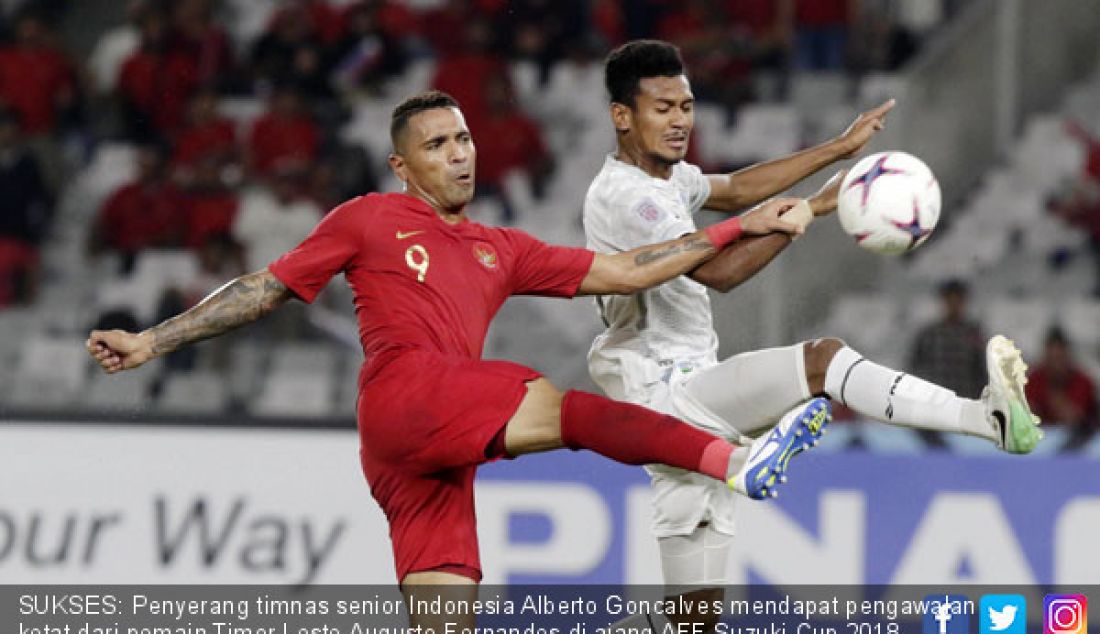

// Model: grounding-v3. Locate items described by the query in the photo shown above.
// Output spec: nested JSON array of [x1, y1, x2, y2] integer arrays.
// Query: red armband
[[704, 216, 743, 250]]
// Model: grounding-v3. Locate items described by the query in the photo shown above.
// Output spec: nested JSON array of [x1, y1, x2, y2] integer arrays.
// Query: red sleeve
[[503, 229, 595, 298], [267, 197, 364, 303]]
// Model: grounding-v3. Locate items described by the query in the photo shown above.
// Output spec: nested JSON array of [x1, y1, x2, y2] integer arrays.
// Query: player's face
[[625, 75, 694, 164], [392, 107, 476, 212]]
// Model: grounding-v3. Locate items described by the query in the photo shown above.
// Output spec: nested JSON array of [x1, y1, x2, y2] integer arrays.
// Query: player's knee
[[803, 337, 845, 395], [503, 378, 566, 455]]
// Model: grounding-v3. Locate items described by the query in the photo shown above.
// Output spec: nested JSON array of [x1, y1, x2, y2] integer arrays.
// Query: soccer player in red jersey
[[87, 91, 821, 628]]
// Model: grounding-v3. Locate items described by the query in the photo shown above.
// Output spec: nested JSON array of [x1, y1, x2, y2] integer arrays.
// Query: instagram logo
[[1045, 595, 1088, 634]]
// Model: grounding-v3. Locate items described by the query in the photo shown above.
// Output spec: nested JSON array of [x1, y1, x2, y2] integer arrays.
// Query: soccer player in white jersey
[[584, 40, 1043, 630]]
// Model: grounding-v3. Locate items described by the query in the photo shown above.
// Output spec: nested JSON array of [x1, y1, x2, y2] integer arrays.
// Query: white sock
[[725, 446, 750, 481], [823, 346, 995, 442]]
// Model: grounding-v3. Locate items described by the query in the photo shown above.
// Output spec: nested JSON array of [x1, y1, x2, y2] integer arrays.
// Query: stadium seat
[[72, 143, 138, 212], [1061, 299, 1100, 352], [982, 297, 1055, 360], [268, 342, 339, 376], [132, 249, 200, 290], [81, 368, 155, 412], [218, 96, 265, 137], [823, 294, 899, 359], [0, 306, 37, 364], [20, 334, 89, 393], [250, 370, 335, 419], [156, 371, 230, 414], [227, 340, 267, 404], [726, 105, 799, 162]]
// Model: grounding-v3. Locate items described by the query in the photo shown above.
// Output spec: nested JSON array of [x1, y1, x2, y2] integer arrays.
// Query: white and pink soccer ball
[[837, 151, 941, 255]]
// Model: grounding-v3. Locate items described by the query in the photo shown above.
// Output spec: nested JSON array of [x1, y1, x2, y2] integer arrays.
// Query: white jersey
[[584, 154, 720, 407]]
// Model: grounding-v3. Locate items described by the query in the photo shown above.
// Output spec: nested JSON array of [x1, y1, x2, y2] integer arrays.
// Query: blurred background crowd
[[0, 0, 1097, 453]]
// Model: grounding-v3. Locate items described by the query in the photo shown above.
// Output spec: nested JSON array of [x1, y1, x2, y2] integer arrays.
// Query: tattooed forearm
[[633, 237, 714, 266], [147, 270, 292, 356]]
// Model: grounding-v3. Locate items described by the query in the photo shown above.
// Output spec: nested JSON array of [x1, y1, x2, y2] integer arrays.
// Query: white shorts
[[589, 343, 811, 538]]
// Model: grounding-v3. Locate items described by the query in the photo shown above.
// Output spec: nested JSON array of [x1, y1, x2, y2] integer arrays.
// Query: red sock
[[559, 390, 733, 481]]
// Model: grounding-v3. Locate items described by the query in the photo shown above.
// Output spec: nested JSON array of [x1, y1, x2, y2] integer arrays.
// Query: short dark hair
[[938, 278, 969, 297], [390, 90, 459, 150], [604, 40, 685, 107], [1046, 326, 1068, 347]]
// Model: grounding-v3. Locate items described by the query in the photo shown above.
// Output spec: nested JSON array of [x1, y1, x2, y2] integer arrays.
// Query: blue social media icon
[[982, 595, 1027, 634], [924, 594, 972, 634]]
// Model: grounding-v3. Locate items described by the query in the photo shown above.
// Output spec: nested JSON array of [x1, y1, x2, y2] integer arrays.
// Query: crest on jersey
[[633, 197, 665, 224], [472, 243, 498, 269]]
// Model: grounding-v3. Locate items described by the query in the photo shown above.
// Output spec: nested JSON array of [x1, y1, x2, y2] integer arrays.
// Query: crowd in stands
[[0, 0, 958, 309], [10, 0, 1095, 434]]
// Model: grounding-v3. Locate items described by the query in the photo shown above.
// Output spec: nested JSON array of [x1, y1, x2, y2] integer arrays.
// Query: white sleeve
[[590, 188, 696, 252], [675, 162, 712, 215]]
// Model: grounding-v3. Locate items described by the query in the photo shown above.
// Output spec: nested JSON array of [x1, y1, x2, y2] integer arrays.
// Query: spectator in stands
[[249, 3, 332, 99], [169, 0, 236, 91], [591, 0, 626, 46], [182, 157, 239, 249], [171, 88, 238, 185], [232, 161, 321, 273], [502, 0, 586, 78], [1066, 118, 1100, 183], [1046, 180, 1100, 297], [728, 0, 792, 77], [246, 85, 321, 178], [783, 0, 854, 71], [117, 6, 200, 139], [430, 17, 505, 134], [909, 279, 987, 399], [0, 9, 77, 137], [421, 0, 476, 56], [0, 109, 52, 306], [1063, 119, 1100, 295], [657, 0, 755, 115], [473, 74, 553, 224], [330, 0, 409, 97], [273, 0, 344, 47], [1025, 327, 1098, 429], [90, 143, 185, 272]]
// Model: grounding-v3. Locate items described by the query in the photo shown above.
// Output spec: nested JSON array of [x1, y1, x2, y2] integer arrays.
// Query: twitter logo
[[982, 595, 1027, 634]]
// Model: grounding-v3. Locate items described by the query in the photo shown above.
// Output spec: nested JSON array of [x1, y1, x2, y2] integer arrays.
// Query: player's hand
[[808, 169, 848, 216], [86, 329, 155, 373], [740, 197, 805, 237], [834, 99, 895, 159]]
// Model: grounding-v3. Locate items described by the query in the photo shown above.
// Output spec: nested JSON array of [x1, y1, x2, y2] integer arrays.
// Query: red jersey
[[268, 192, 594, 376]]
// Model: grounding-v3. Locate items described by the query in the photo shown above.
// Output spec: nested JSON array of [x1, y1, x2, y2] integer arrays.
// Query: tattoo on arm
[[148, 270, 292, 356], [633, 237, 714, 266]]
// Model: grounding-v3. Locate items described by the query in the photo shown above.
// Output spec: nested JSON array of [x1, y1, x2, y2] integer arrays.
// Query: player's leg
[[499, 377, 744, 477], [681, 338, 1040, 453], [811, 336, 1041, 452], [500, 378, 828, 499], [606, 470, 733, 632], [658, 524, 731, 630]]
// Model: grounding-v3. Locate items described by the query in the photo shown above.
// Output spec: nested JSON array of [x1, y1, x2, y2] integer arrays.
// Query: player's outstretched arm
[[86, 268, 293, 373], [578, 198, 802, 296], [691, 171, 846, 292], [704, 99, 894, 212]]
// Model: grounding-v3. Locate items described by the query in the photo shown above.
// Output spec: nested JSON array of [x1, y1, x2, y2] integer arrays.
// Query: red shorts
[[357, 349, 541, 582]]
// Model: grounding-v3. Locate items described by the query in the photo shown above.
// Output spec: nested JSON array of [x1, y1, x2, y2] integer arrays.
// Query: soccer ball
[[837, 151, 941, 255]]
